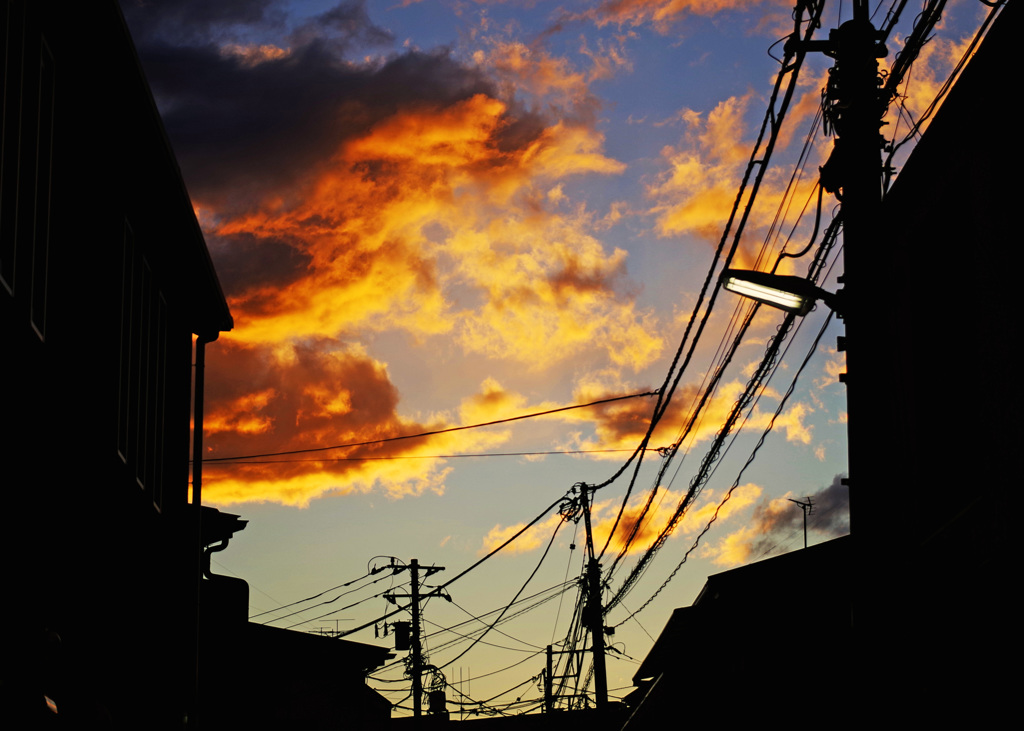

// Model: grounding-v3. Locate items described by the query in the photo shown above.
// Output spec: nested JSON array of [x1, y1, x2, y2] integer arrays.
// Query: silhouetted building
[[622, 537, 853, 727], [2, 4, 398, 728], [189, 509, 391, 730], [853, 0, 1015, 722], [197, 508, 394, 729], [1, 1, 231, 726], [624, 2, 1017, 725]]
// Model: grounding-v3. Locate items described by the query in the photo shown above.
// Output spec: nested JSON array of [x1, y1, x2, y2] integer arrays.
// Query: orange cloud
[[219, 43, 291, 67], [458, 377, 528, 425], [557, 376, 814, 459], [584, 0, 783, 33], [149, 19, 671, 507], [200, 342, 515, 507], [650, 94, 770, 241], [208, 86, 659, 377], [205, 388, 278, 435], [647, 88, 825, 271], [479, 513, 566, 556], [479, 485, 762, 557]]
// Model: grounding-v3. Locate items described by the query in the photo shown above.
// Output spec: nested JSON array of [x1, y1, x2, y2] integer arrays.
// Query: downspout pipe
[[190, 330, 219, 728], [192, 331, 219, 511]]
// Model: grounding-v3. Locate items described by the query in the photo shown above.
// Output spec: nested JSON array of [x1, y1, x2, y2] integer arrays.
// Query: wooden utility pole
[[544, 646, 553, 713], [390, 558, 445, 717], [799, 2, 886, 719], [580, 487, 608, 710], [811, 0, 886, 536]]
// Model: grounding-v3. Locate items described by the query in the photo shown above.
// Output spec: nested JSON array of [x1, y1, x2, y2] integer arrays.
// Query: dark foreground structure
[[624, 2, 1016, 726], [852, 0, 1014, 722], [2, 0, 231, 726], [2, 2, 392, 727], [623, 537, 853, 726]]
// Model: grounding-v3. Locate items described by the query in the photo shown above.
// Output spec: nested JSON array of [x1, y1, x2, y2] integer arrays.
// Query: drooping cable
[[604, 212, 841, 615], [594, 0, 830, 561], [610, 306, 836, 628], [203, 391, 657, 463], [433, 516, 565, 670], [339, 490, 570, 639]]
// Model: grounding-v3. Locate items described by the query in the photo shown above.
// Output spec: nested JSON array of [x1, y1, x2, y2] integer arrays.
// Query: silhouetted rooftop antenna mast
[[788, 497, 815, 548]]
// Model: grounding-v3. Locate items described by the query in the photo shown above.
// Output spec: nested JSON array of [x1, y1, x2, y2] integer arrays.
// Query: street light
[[720, 268, 841, 316]]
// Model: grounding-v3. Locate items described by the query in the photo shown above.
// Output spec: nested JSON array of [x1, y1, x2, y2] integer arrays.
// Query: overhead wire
[[339, 490, 571, 640], [368, 0, 966, 708], [447, 599, 546, 651], [550, 522, 580, 646], [611, 305, 838, 629], [250, 569, 395, 622], [387, 0, 992, 714], [433, 515, 565, 671], [483, 4, 837, 708], [610, 220, 843, 627], [281, 581, 411, 629], [420, 617, 540, 654], [203, 390, 657, 463], [203, 447, 638, 466], [601, 0, 851, 604], [882, 0, 1004, 192], [605, 197, 842, 616], [594, 0, 830, 562], [368, 581, 576, 681]]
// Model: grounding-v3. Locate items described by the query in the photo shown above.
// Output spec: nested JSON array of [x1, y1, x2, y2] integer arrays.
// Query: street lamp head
[[720, 268, 840, 316]]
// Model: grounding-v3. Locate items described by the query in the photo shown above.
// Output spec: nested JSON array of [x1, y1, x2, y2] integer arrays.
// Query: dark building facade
[[851, 0, 1015, 722], [624, 2, 1017, 725], [2, 1, 231, 726], [622, 537, 853, 727]]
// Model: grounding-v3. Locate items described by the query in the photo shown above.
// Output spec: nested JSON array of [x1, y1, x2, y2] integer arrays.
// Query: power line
[[610, 307, 836, 629], [593, 0, 830, 561], [435, 517, 565, 670], [257, 575, 409, 626], [205, 447, 638, 466], [250, 569, 381, 620], [203, 391, 658, 463]]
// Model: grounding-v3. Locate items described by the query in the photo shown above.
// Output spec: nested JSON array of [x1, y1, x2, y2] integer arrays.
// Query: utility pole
[[798, 3, 886, 719], [580, 486, 608, 710], [389, 558, 445, 717], [544, 646, 553, 713], [807, 0, 886, 537]]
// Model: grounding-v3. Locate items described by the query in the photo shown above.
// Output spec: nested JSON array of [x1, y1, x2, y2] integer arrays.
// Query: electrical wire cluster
[[240, 0, 1005, 717]]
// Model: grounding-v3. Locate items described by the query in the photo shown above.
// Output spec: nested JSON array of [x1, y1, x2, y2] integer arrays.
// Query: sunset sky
[[121, 0, 991, 715]]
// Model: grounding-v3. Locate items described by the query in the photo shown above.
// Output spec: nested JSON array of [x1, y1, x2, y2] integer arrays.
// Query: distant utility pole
[[545, 647, 553, 713], [788, 497, 815, 548], [389, 558, 445, 717], [580, 486, 609, 710]]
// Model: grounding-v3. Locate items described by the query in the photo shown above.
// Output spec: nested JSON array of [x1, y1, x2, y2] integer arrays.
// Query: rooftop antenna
[[788, 497, 815, 548]]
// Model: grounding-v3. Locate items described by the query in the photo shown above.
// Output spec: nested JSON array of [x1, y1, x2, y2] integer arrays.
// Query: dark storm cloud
[[120, 0, 505, 215], [289, 0, 395, 50], [809, 474, 851, 535], [206, 232, 312, 295], [121, 0, 284, 43], [745, 474, 849, 557]]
